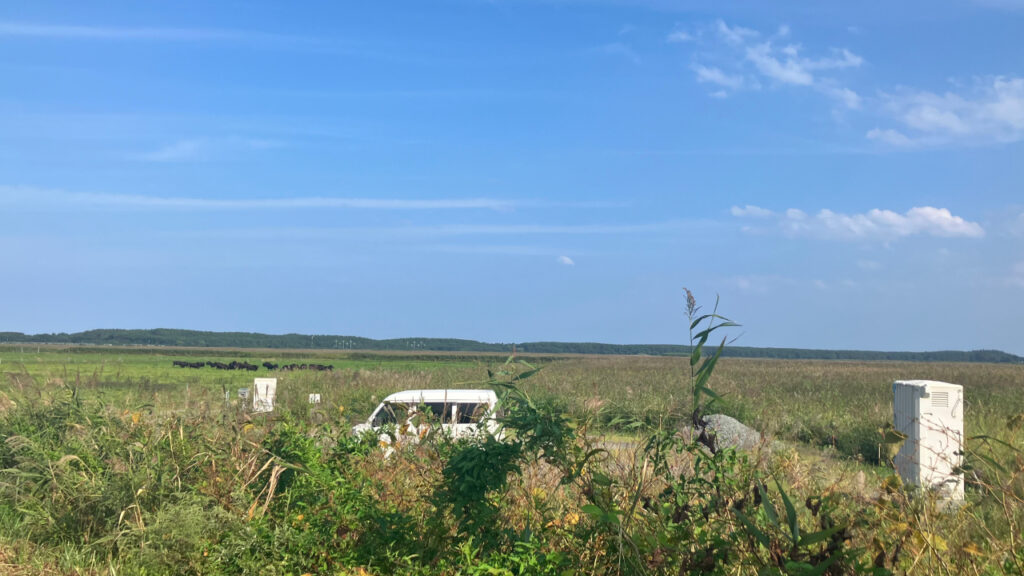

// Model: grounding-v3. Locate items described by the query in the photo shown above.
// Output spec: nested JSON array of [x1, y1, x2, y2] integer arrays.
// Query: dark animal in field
[[277, 362, 333, 371], [173, 359, 264, 370]]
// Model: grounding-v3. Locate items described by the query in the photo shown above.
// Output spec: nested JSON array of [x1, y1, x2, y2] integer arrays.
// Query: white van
[[352, 389, 502, 448]]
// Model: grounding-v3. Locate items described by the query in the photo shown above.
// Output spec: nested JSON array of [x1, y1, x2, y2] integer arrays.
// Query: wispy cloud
[[0, 21, 425, 60], [0, 186, 519, 211], [136, 140, 205, 162], [867, 77, 1024, 146], [1013, 212, 1024, 236], [0, 186, 630, 212], [972, 0, 1024, 9], [170, 221, 696, 242], [677, 20, 862, 108], [681, 21, 1023, 147], [133, 137, 285, 162], [592, 42, 641, 64], [557, 255, 576, 266], [715, 20, 758, 45], [0, 21, 320, 46], [666, 29, 693, 43], [1008, 261, 1024, 288], [732, 205, 985, 240], [730, 204, 774, 218], [692, 64, 745, 90]]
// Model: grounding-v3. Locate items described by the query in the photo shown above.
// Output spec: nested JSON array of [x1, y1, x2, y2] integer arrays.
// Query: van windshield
[[372, 402, 413, 427]]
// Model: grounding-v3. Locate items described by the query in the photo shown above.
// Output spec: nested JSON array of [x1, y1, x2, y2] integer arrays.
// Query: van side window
[[420, 403, 455, 423], [457, 403, 488, 424]]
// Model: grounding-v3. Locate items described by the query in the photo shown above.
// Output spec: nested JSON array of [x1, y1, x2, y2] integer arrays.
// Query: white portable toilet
[[893, 380, 964, 501], [253, 378, 277, 413]]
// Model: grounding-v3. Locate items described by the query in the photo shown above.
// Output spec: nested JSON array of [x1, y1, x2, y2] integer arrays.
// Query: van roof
[[382, 389, 499, 404]]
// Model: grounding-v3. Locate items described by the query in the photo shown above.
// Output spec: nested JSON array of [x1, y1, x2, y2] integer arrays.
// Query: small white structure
[[237, 388, 250, 400], [253, 378, 277, 413], [309, 393, 321, 404], [893, 380, 964, 501]]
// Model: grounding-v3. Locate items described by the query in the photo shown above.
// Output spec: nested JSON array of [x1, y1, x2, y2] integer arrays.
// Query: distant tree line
[[0, 328, 1020, 364]]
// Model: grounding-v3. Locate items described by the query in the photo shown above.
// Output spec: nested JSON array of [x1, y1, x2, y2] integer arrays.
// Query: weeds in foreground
[[0, 295, 1021, 575]]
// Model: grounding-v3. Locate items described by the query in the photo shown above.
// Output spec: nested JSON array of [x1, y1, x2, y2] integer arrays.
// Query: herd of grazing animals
[[171, 360, 334, 371]]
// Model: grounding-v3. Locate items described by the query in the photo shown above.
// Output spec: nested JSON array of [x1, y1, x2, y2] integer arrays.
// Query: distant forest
[[1, 328, 1021, 363]]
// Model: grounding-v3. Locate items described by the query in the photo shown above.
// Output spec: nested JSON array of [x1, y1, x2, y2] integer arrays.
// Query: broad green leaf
[[733, 508, 772, 551], [797, 524, 845, 548], [776, 479, 799, 544], [759, 485, 780, 530]]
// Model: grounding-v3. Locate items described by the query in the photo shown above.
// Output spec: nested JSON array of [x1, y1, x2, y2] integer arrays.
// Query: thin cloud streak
[[0, 21, 316, 45], [173, 221, 694, 240], [0, 21, 427, 61], [0, 186, 626, 212]]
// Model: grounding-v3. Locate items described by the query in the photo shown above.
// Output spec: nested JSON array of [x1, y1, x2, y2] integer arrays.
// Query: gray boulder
[[698, 414, 762, 451]]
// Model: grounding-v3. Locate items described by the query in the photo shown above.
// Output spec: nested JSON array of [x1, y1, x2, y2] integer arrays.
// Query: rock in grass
[[699, 414, 762, 451]]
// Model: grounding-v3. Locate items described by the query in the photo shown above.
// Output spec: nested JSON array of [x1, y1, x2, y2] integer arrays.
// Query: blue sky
[[2, 1, 1023, 353]]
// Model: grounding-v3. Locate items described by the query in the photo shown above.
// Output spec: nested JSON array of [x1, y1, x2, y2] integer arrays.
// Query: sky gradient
[[2, 1, 1023, 354]]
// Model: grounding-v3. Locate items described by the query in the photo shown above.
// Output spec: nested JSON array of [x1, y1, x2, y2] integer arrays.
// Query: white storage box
[[893, 380, 964, 500]]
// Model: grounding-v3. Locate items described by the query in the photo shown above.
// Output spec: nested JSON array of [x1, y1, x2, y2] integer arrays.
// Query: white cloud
[[0, 186, 521, 211], [557, 255, 575, 266], [666, 30, 692, 43], [136, 140, 206, 162], [715, 20, 758, 45], [818, 85, 861, 109], [745, 43, 814, 85], [734, 205, 985, 241], [745, 43, 862, 87], [730, 204, 774, 218], [872, 77, 1024, 145], [683, 21, 862, 110], [134, 137, 286, 162], [593, 42, 641, 64], [1008, 262, 1024, 288], [972, 0, 1024, 9], [0, 21, 321, 49], [866, 128, 916, 147], [692, 64, 744, 90], [679, 21, 1024, 148]]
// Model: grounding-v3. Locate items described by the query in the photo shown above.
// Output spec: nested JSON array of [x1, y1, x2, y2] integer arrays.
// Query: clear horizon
[[2, 1, 1023, 356]]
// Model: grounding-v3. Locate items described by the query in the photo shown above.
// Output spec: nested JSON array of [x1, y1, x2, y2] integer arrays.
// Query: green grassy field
[[1, 345, 1023, 575], [5, 345, 1021, 462]]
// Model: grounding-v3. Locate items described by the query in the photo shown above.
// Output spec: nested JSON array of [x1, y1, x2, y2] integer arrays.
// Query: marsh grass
[[1, 345, 1023, 574]]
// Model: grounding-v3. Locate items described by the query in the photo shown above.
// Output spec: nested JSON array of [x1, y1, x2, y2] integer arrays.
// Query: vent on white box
[[931, 391, 949, 408]]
